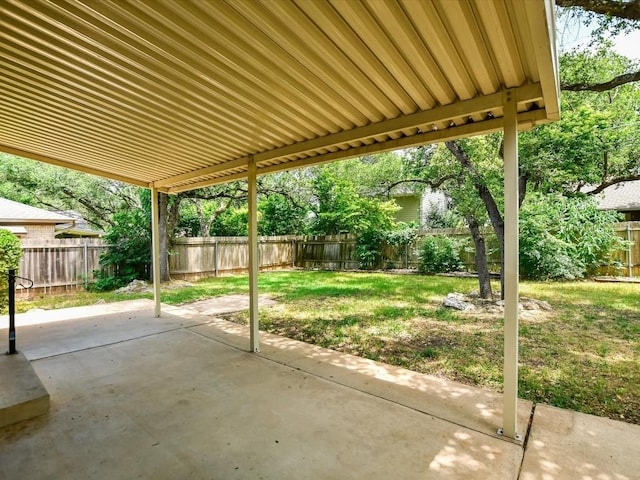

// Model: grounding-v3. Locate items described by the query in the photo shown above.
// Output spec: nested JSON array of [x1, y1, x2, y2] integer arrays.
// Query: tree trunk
[[446, 141, 505, 297], [158, 192, 171, 282], [466, 214, 493, 299]]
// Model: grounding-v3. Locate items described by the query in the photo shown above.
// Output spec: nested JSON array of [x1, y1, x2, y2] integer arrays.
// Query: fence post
[[7, 269, 17, 355], [83, 240, 89, 289], [405, 243, 409, 269], [214, 238, 219, 277], [627, 223, 633, 277]]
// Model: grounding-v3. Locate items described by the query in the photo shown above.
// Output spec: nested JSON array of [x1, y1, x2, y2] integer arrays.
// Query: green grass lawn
[[15, 270, 640, 424]]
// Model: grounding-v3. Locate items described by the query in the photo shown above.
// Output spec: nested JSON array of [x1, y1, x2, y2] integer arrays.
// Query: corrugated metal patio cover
[[0, 0, 559, 192]]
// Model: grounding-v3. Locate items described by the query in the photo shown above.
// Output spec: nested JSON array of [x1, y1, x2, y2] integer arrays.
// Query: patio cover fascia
[[0, 0, 560, 441]]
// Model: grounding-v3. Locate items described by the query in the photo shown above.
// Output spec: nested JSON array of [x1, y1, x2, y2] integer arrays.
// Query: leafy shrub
[[88, 269, 138, 292], [311, 168, 397, 235], [91, 209, 151, 291], [385, 223, 419, 248], [355, 224, 419, 270], [519, 194, 625, 280], [210, 207, 249, 236], [418, 235, 464, 274], [355, 229, 387, 269], [0, 229, 23, 312]]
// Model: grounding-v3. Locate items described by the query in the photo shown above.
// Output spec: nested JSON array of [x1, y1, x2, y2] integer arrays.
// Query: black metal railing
[[6, 269, 34, 355]]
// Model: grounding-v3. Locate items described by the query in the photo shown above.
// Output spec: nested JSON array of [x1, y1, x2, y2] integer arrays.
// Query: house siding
[[393, 196, 421, 224], [23, 224, 57, 242]]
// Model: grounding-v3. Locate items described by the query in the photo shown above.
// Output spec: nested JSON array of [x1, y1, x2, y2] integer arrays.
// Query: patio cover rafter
[[0, 0, 559, 192]]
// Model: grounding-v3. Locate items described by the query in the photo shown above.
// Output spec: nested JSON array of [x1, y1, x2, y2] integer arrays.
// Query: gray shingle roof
[[0, 198, 75, 223], [598, 181, 640, 212]]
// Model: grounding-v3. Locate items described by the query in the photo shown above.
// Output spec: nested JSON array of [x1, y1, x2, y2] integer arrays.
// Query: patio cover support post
[[151, 187, 161, 318], [501, 89, 521, 440], [248, 156, 259, 352]]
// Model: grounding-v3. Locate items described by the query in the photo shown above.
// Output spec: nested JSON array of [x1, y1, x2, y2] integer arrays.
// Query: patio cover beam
[[160, 84, 544, 193]]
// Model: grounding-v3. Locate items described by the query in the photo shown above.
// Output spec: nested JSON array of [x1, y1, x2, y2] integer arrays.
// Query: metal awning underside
[[0, 0, 559, 193]]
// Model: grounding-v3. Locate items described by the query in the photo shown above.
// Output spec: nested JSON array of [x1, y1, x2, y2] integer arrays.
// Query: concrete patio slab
[[187, 317, 532, 441], [519, 404, 640, 480], [2, 299, 638, 479], [0, 301, 525, 479], [180, 294, 276, 316], [0, 299, 205, 360]]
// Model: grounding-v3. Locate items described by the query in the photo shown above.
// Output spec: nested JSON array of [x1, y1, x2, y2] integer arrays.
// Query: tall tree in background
[[402, 41, 639, 298]]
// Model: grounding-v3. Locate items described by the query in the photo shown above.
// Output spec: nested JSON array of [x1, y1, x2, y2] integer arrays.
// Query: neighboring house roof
[[54, 210, 106, 237], [0, 198, 75, 224], [597, 181, 640, 212], [0, 226, 27, 235]]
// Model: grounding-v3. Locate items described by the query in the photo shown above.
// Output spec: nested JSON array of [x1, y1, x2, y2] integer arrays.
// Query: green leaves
[[418, 235, 465, 275], [311, 166, 398, 236], [519, 194, 626, 280], [0, 229, 24, 312], [521, 47, 640, 194], [92, 193, 152, 291]]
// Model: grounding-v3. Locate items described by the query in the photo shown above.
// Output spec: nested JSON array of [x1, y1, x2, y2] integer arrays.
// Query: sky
[[557, 14, 640, 61], [613, 30, 640, 60]]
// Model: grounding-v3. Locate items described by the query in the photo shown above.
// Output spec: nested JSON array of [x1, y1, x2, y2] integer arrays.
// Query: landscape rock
[[443, 293, 476, 311], [116, 279, 152, 294], [442, 292, 552, 316]]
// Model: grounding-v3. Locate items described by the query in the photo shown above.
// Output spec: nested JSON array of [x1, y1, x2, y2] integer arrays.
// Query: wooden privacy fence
[[17, 235, 299, 294], [297, 234, 360, 270], [14, 222, 640, 294], [599, 222, 640, 277], [18, 238, 108, 294], [169, 236, 298, 281], [297, 222, 640, 277], [297, 231, 499, 271]]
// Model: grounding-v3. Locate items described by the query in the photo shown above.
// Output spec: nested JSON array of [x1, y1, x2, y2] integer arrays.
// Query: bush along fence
[[297, 230, 501, 272], [297, 222, 640, 277]]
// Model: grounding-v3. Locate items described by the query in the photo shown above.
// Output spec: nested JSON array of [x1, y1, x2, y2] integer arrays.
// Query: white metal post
[[248, 157, 260, 352], [502, 90, 521, 440], [150, 187, 162, 318]]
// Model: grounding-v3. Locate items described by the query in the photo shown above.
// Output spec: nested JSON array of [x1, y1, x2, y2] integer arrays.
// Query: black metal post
[[7, 268, 17, 355]]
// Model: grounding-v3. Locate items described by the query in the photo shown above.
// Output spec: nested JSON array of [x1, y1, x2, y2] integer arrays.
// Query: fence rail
[[14, 222, 639, 294]]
